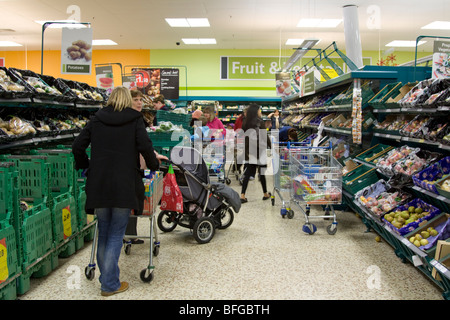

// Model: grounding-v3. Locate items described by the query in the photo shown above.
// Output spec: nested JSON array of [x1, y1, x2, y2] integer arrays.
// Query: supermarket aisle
[[19, 173, 443, 300]]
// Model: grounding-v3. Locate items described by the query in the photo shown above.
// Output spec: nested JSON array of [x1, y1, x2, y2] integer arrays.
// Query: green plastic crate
[[0, 212, 20, 300], [51, 192, 77, 247], [20, 202, 53, 270], [354, 144, 394, 164], [157, 110, 192, 129], [343, 164, 379, 195], [0, 163, 16, 222], [76, 183, 87, 230], [368, 82, 403, 109], [5, 155, 50, 207], [31, 149, 75, 195]]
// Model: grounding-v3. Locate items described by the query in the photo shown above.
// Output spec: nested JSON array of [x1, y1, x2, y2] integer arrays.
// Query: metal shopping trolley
[[271, 141, 310, 219], [289, 145, 342, 235], [85, 171, 164, 283]]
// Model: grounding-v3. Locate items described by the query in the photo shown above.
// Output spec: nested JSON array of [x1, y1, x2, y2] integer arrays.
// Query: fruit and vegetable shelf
[[283, 75, 450, 299], [340, 78, 450, 299], [0, 66, 109, 150]]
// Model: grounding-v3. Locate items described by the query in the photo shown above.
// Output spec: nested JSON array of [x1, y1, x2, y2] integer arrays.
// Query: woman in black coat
[[72, 86, 165, 296], [238, 104, 271, 203]]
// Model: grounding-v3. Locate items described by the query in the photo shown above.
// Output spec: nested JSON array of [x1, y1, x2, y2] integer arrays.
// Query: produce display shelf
[[373, 132, 443, 146]]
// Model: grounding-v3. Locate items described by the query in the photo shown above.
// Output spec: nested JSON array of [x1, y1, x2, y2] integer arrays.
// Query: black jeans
[[241, 164, 267, 195]]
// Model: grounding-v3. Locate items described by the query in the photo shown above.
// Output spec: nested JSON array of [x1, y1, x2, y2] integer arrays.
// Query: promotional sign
[[432, 40, 450, 79], [275, 72, 291, 97], [61, 27, 93, 75], [132, 68, 179, 99], [122, 74, 137, 90], [0, 58, 4, 67], [95, 65, 114, 93]]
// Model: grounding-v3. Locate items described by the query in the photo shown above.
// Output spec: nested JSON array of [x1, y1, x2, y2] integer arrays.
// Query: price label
[[62, 206, 72, 239], [0, 238, 8, 283]]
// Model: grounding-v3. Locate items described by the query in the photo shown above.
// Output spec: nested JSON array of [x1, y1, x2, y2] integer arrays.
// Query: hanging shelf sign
[[61, 27, 93, 75]]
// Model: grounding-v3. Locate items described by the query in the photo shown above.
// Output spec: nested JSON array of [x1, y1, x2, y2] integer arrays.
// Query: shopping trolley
[[271, 140, 310, 219], [85, 171, 164, 283], [289, 145, 342, 235]]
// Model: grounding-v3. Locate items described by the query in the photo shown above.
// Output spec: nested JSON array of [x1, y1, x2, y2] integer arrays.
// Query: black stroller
[[157, 146, 241, 244]]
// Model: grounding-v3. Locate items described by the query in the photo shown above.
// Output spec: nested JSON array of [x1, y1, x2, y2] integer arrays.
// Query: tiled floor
[[19, 171, 444, 300]]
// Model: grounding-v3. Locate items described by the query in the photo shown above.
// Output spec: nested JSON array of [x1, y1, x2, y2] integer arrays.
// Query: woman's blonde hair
[[106, 86, 132, 111]]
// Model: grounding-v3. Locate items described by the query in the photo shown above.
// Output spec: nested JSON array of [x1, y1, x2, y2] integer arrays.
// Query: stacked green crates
[[0, 163, 19, 300], [343, 164, 379, 196], [3, 156, 54, 295], [31, 149, 79, 257]]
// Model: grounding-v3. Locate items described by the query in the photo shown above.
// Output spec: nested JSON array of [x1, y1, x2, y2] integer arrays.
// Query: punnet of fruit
[[382, 198, 441, 235]]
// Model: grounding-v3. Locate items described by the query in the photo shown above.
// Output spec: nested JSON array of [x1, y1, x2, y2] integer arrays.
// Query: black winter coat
[[72, 105, 159, 214]]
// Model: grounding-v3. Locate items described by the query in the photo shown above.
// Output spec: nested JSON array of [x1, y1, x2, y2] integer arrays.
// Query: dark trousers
[[241, 164, 267, 195]]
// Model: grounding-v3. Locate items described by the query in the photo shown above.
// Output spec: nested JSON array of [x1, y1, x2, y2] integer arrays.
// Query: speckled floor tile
[[18, 171, 444, 300]]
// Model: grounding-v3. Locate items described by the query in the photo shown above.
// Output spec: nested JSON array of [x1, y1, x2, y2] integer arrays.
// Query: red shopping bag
[[160, 164, 183, 212]]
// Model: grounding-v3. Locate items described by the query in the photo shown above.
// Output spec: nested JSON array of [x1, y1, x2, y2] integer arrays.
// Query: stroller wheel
[[85, 266, 95, 281], [140, 268, 154, 283], [157, 211, 178, 232], [217, 207, 234, 230], [193, 217, 215, 244], [225, 178, 231, 185]]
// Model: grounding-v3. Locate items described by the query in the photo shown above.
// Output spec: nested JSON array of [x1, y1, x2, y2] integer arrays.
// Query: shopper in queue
[[238, 104, 271, 203], [72, 86, 167, 297]]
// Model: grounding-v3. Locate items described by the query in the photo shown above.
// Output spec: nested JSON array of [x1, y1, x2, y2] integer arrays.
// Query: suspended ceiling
[[0, 0, 449, 53]]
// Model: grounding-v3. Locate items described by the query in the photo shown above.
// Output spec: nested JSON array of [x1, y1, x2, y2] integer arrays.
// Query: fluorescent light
[[422, 21, 450, 30], [35, 20, 87, 28], [199, 38, 216, 44], [165, 18, 190, 27], [0, 41, 22, 47], [297, 18, 342, 28], [386, 40, 426, 47], [182, 38, 216, 45], [92, 39, 117, 46], [283, 39, 320, 71], [166, 18, 210, 27], [186, 18, 210, 27], [286, 39, 305, 45]]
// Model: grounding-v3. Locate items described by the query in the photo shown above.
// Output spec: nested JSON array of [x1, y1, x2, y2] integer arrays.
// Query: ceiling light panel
[[166, 18, 210, 27], [182, 38, 216, 45], [421, 21, 450, 30], [286, 39, 305, 45], [385, 40, 426, 47], [0, 41, 22, 47]]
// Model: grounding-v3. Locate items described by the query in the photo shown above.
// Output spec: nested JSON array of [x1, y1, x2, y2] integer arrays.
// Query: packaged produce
[[356, 180, 411, 217], [399, 115, 431, 138], [376, 146, 418, 177], [413, 156, 450, 194]]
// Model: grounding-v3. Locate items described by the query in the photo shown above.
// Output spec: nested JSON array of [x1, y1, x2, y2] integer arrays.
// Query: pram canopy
[[170, 146, 209, 184], [170, 146, 241, 213]]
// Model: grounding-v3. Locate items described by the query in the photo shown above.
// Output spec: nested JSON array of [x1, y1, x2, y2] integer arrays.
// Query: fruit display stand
[[281, 62, 450, 299], [0, 67, 102, 299]]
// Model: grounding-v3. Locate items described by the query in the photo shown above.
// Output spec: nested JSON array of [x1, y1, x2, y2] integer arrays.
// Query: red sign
[[134, 70, 150, 88], [0, 58, 4, 67]]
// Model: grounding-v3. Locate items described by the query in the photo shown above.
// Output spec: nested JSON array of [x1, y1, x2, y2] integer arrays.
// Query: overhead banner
[[132, 68, 179, 99], [221, 56, 282, 80], [61, 27, 93, 75], [432, 40, 450, 79]]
